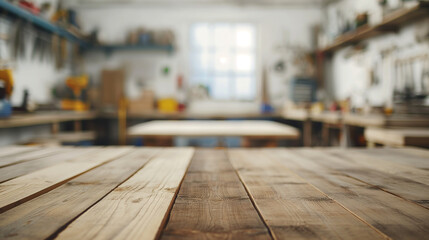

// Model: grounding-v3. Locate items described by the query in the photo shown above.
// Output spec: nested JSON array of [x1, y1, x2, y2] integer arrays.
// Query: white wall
[[76, 5, 322, 110], [324, 0, 429, 108]]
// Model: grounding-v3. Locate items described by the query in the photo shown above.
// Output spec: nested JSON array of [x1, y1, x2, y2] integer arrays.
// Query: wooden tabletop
[[128, 120, 300, 139], [0, 146, 428, 239]]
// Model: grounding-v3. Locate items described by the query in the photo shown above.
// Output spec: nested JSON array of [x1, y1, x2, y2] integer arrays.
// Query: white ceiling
[[69, 0, 338, 8]]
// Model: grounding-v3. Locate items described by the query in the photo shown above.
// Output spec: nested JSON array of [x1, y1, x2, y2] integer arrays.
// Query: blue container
[[0, 100, 12, 117]]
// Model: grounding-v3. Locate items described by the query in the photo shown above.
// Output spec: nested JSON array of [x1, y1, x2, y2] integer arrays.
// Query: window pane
[[235, 54, 254, 72], [190, 52, 211, 75], [235, 77, 253, 99], [214, 24, 233, 49], [236, 24, 254, 49], [214, 51, 232, 72], [211, 77, 231, 99], [192, 23, 211, 48]]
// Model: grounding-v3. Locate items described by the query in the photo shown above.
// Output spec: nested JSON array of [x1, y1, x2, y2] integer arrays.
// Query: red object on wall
[[19, 1, 40, 15]]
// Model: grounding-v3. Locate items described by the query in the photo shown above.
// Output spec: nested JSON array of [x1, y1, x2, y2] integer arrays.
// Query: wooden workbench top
[[0, 146, 428, 239], [0, 111, 97, 128], [128, 120, 300, 138], [343, 113, 429, 127]]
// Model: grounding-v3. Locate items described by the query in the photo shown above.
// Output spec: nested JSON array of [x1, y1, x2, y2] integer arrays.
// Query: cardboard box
[[128, 90, 155, 114], [100, 69, 125, 111]]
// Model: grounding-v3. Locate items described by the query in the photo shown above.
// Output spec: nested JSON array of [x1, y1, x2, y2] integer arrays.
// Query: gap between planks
[[0, 147, 134, 213], [160, 149, 273, 240], [0, 148, 161, 240], [227, 149, 387, 240], [271, 148, 429, 239], [55, 148, 194, 240]]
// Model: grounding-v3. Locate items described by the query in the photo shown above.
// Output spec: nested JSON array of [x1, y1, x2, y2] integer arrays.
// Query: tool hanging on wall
[[52, 34, 68, 69], [10, 20, 26, 60], [32, 31, 52, 61]]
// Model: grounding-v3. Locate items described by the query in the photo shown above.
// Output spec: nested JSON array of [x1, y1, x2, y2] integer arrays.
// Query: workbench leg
[[322, 123, 329, 146], [51, 122, 59, 135], [367, 141, 376, 148], [74, 120, 82, 132], [303, 120, 312, 147], [340, 124, 351, 148]]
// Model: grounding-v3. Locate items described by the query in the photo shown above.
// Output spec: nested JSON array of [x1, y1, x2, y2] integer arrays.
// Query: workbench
[[0, 111, 96, 128], [0, 111, 97, 146], [0, 146, 428, 239], [127, 120, 299, 147], [365, 127, 429, 147], [282, 109, 429, 147]]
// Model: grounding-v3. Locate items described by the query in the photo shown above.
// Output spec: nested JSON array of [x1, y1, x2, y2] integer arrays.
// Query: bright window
[[189, 23, 256, 100]]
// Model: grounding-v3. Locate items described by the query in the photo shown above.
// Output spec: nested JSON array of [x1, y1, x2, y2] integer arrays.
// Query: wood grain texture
[[228, 149, 385, 240], [161, 149, 271, 240], [0, 147, 133, 213], [0, 148, 101, 183], [0, 148, 159, 240], [320, 149, 429, 208], [388, 147, 429, 160], [0, 146, 40, 158], [128, 120, 299, 139], [0, 147, 67, 168], [56, 148, 194, 240], [354, 148, 429, 170], [326, 148, 429, 186], [272, 149, 429, 239]]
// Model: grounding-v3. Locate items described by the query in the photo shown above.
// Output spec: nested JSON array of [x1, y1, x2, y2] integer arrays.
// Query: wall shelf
[[83, 44, 174, 55], [0, 0, 87, 46], [319, 1, 429, 55]]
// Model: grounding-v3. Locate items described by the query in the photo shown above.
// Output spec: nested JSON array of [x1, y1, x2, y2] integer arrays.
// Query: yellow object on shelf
[[66, 75, 88, 97], [0, 69, 14, 97], [62, 75, 89, 111], [158, 98, 178, 113], [60, 99, 89, 111]]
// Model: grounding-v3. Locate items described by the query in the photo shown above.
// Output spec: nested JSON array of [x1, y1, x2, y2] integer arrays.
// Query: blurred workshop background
[[0, 0, 428, 148]]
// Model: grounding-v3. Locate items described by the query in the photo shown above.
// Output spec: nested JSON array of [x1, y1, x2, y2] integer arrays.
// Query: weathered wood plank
[[390, 147, 429, 160], [0, 148, 101, 183], [0, 148, 159, 240], [0, 147, 67, 168], [0, 146, 40, 158], [161, 149, 271, 240], [272, 149, 429, 239], [318, 149, 429, 208], [354, 148, 429, 170], [56, 148, 194, 240], [228, 149, 385, 240], [0, 147, 133, 213], [326, 148, 429, 185]]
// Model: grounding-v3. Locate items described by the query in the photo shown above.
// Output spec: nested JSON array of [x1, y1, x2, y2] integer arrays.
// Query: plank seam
[[0, 149, 66, 168], [342, 172, 429, 211], [46, 149, 162, 240], [227, 150, 277, 240], [273, 150, 393, 240], [322, 150, 429, 210], [0, 148, 133, 214], [156, 148, 196, 240]]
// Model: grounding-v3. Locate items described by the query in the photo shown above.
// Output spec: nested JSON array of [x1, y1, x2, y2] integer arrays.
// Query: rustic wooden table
[[0, 146, 428, 239], [128, 120, 300, 147]]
